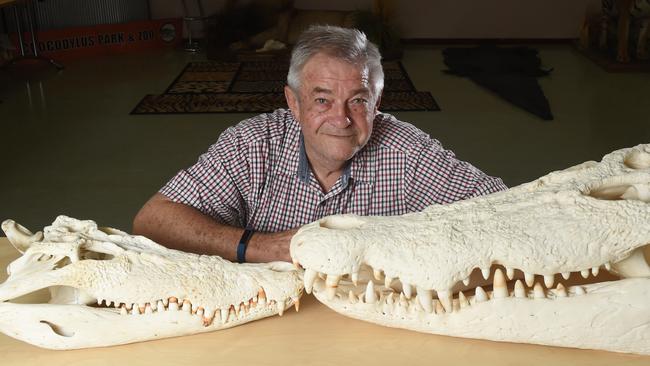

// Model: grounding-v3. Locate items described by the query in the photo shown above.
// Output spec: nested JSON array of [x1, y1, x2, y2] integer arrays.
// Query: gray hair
[[287, 25, 384, 99]]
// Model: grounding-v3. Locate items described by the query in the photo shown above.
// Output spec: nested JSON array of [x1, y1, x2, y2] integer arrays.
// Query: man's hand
[[245, 229, 298, 263], [132, 193, 297, 263]]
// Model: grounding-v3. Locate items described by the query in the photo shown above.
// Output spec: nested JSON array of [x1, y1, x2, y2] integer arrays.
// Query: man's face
[[285, 53, 381, 171]]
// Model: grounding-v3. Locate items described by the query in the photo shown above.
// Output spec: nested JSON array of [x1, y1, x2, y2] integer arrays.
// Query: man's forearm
[[132, 193, 294, 262]]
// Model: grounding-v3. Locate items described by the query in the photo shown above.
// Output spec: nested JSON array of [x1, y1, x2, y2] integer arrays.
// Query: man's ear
[[373, 90, 383, 113], [284, 86, 301, 121]]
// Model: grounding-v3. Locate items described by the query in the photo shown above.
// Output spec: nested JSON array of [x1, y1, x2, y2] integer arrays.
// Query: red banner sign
[[11, 18, 183, 59]]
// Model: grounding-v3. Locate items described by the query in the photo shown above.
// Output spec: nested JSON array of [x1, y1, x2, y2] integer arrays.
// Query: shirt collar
[[347, 113, 385, 185], [272, 111, 302, 177], [291, 112, 386, 186], [297, 133, 311, 183], [297, 133, 374, 188], [348, 145, 374, 185]]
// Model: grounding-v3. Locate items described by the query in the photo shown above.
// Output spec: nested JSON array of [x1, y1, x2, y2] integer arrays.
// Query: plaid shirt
[[160, 108, 506, 232]]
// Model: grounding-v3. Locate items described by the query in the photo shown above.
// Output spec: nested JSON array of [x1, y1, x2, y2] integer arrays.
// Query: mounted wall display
[[9, 18, 182, 59]]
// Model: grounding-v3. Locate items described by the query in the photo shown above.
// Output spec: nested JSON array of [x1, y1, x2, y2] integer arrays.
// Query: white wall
[[392, 0, 597, 39], [149, 0, 600, 39]]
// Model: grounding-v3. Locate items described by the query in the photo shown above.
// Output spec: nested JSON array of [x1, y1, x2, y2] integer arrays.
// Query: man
[[132, 25, 506, 263]]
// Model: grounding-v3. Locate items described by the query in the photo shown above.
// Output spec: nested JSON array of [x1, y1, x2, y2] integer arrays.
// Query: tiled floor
[[1, 44, 649, 231]]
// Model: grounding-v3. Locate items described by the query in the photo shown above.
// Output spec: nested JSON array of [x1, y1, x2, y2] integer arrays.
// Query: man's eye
[[315, 98, 328, 104], [351, 98, 368, 104]]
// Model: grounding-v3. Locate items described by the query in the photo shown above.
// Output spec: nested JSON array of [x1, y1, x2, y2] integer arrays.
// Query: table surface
[[0, 237, 648, 365]]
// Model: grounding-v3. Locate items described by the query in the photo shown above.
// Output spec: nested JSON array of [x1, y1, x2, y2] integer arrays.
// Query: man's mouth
[[324, 132, 356, 139]]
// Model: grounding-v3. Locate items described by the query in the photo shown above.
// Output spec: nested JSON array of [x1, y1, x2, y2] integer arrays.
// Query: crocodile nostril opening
[[587, 183, 650, 203], [624, 150, 650, 170], [319, 216, 364, 230]]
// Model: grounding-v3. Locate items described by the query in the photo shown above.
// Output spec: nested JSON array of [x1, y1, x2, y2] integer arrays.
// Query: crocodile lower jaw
[[310, 275, 650, 355]]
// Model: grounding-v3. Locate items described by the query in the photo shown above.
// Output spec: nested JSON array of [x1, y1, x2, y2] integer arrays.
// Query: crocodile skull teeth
[[290, 144, 650, 355], [0, 216, 303, 350]]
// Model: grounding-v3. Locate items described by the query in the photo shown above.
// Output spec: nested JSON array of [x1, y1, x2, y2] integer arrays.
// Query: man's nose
[[329, 101, 352, 128]]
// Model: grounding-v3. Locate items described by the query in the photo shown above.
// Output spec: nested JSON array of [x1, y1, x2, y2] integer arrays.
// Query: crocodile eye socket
[[624, 149, 650, 170], [587, 183, 650, 203], [76, 249, 116, 261]]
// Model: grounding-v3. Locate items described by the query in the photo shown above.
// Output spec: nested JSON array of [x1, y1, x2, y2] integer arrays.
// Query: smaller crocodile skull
[[291, 144, 650, 355], [0, 216, 303, 349]]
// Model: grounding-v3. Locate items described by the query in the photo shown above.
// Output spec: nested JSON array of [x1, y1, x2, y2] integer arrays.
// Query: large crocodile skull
[[0, 216, 303, 349], [290, 144, 650, 355]]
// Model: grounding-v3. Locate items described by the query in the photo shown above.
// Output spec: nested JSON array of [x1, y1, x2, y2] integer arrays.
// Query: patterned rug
[[132, 61, 439, 114]]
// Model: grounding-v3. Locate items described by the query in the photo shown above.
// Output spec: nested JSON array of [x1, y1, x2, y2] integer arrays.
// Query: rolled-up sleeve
[[405, 139, 507, 211], [160, 128, 249, 227]]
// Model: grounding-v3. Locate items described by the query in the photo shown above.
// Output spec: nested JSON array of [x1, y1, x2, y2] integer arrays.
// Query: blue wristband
[[237, 229, 254, 263]]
